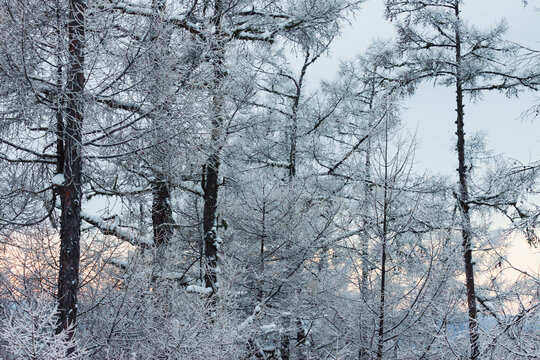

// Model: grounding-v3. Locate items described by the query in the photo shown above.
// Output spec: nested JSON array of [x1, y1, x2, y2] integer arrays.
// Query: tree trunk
[[284, 50, 312, 358], [203, 152, 220, 293], [376, 107, 389, 360], [53, 19, 64, 224], [257, 200, 266, 301], [280, 334, 291, 360], [288, 50, 309, 180], [359, 70, 376, 360], [296, 318, 307, 360], [203, 0, 225, 295], [149, 0, 174, 256], [454, 3, 480, 359], [56, 0, 85, 352], [289, 104, 297, 180], [152, 178, 173, 247]]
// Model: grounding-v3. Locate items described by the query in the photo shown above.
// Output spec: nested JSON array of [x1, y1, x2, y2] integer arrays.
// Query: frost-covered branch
[[81, 211, 153, 247]]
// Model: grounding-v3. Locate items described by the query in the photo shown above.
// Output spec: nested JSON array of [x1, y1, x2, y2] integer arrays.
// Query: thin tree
[[385, 1, 539, 358]]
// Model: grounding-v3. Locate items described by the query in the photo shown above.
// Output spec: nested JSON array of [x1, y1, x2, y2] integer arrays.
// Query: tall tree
[[385, 0, 539, 358], [56, 0, 86, 346], [148, 0, 174, 251], [0, 0, 86, 346]]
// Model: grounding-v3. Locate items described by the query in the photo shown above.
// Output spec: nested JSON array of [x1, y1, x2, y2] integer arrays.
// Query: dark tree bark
[[55, 9, 65, 179], [296, 318, 307, 359], [203, 130, 221, 294], [56, 0, 85, 351], [289, 49, 312, 180], [56, 108, 65, 176], [376, 111, 389, 360], [454, 4, 479, 358], [54, 37, 65, 217], [257, 200, 266, 301], [152, 179, 173, 246], [203, 0, 225, 295], [281, 336, 291, 360], [149, 0, 173, 250]]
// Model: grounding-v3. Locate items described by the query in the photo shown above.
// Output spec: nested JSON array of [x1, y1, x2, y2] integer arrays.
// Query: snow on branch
[[230, 29, 276, 42], [104, 259, 193, 284], [173, 180, 203, 197], [81, 211, 153, 247], [238, 305, 261, 332], [113, 1, 205, 38], [0, 138, 57, 160], [51, 174, 65, 186], [0, 153, 56, 165], [247, 159, 291, 170], [186, 285, 213, 295], [331, 228, 364, 243], [104, 257, 129, 271], [110, 1, 320, 44], [92, 95, 151, 116]]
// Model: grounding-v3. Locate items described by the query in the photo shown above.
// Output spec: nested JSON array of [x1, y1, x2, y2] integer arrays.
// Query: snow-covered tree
[[1, 294, 88, 359], [384, 0, 539, 357]]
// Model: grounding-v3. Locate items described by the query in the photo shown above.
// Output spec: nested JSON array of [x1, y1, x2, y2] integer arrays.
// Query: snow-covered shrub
[[0, 294, 88, 360]]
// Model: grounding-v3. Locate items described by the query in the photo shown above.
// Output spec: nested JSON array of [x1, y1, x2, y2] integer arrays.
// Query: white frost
[[51, 173, 65, 186], [260, 323, 277, 333], [238, 304, 262, 332], [186, 285, 212, 295], [81, 210, 154, 247]]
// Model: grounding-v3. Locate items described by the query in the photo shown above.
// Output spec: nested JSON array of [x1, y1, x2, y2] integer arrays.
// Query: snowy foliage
[[0, 0, 538, 359], [0, 295, 87, 360]]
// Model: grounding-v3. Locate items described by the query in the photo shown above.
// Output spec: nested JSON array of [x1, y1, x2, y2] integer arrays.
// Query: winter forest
[[0, 0, 539, 359]]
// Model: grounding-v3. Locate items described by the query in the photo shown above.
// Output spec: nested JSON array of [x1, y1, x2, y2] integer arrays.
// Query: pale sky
[[311, 0, 539, 175]]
